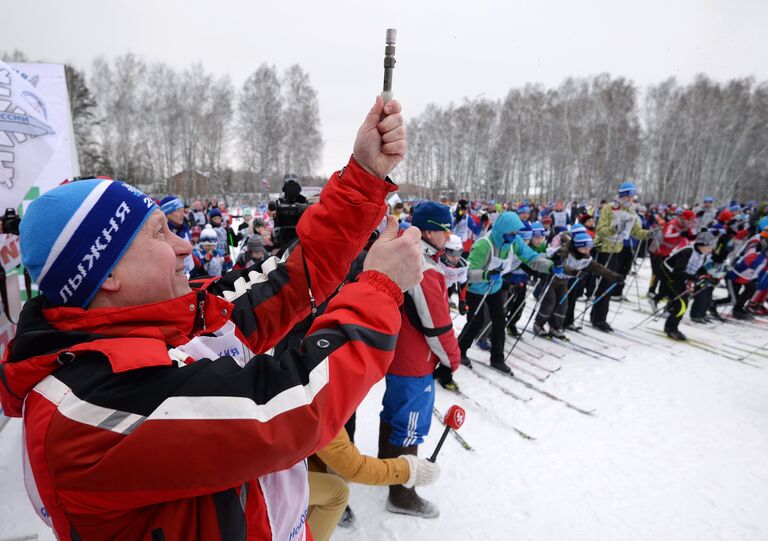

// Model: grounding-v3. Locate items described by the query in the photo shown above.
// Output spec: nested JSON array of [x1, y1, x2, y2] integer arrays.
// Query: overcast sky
[[4, 0, 767, 176]]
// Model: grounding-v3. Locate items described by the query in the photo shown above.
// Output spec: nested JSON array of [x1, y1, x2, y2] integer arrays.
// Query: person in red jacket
[[0, 97, 422, 541], [378, 201, 460, 520], [648, 209, 696, 304]]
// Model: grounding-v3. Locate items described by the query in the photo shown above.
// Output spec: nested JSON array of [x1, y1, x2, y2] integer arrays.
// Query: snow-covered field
[[1, 260, 767, 540]]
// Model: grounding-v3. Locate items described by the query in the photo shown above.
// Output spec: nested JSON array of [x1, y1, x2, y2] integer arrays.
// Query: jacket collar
[[0, 291, 234, 417]]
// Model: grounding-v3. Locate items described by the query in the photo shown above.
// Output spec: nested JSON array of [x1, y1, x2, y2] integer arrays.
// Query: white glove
[[401, 454, 441, 488]]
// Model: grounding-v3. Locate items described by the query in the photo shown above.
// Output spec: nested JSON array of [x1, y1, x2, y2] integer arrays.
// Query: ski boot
[[506, 325, 520, 337], [434, 364, 458, 391], [666, 328, 687, 341], [477, 338, 491, 351], [566, 323, 582, 332], [338, 505, 356, 528], [533, 322, 546, 336], [647, 294, 658, 312], [460, 353, 473, 369], [708, 307, 725, 322], [733, 309, 750, 320], [592, 321, 614, 333], [549, 327, 567, 340], [690, 316, 707, 324], [490, 360, 512, 374], [384, 444, 439, 519]]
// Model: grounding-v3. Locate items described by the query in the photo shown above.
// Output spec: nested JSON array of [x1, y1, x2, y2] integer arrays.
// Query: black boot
[[385, 445, 439, 518], [490, 360, 512, 374], [592, 321, 614, 333], [378, 421, 393, 460], [460, 352, 473, 369], [665, 321, 687, 341]]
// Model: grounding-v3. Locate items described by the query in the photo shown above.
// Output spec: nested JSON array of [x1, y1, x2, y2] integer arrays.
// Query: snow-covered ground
[[1, 260, 767, 540]]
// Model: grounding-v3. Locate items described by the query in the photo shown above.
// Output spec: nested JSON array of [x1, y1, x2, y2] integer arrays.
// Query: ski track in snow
[[1, 260, 767, 540]]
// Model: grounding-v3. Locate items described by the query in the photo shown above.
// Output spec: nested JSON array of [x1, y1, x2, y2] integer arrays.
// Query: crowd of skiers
[[147, 177, 768, 534], [2, 90, 767, 539], [106, 176, 768, 538]]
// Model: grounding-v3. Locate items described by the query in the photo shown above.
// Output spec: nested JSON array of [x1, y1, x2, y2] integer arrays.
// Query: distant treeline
[[402, 74, 767, 203]]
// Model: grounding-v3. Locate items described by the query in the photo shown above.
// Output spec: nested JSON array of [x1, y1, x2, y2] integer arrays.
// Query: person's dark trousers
[[615, 245, 634, 297], [590, 252, 619, 324], [536, 278, 568, 331], [506, 283, 527, 330], [690, 286, 713, 320], [731, 280, 757, 315], [660, 278, 688, 332], [478, 304, 491, 341], [564, 275, 587, 327], [648, 254, 663, 296], [459, 289, 507, 363]]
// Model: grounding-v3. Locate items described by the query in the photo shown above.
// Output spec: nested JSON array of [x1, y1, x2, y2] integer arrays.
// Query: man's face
[[108, 210, 192, 306], [167, 208, 186, 226], [532, 235, 546, 247], [211, 216, 222, 226], [424, 229, 450, 250], [619, 195, 633, 208], [577, 245, 591, 255], [519, 211, 529, 221]]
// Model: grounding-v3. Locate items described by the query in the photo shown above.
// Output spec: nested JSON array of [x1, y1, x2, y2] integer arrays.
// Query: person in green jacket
[[591, 181, 651, 332], [458, 211, 553, 373]]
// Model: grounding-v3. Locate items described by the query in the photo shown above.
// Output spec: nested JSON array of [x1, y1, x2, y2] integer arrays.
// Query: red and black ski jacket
[[0, 157, 402, 541]]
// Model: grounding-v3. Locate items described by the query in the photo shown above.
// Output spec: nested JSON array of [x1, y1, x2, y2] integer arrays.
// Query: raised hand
[[353, 97, 406, 179]]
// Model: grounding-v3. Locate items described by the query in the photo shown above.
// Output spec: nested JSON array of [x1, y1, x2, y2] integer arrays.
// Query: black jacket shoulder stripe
[[49, 322, 376, 418]]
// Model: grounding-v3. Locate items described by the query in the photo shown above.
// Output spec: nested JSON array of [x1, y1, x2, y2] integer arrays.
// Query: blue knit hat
[[569, 223, 587, 235], [412, 202, 452, 232], [618, 181, 637, 197], [20, 179, 158, 307], [209, 208, 222, 219], [159, 195, 183, 215], [530, 221, 546, 237], [572, 232, 594, 248]]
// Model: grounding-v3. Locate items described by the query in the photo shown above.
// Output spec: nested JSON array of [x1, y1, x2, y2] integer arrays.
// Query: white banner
[[0, 234, 21, 271], [0, 61, 63, 209], [10, 63, 80, 198]]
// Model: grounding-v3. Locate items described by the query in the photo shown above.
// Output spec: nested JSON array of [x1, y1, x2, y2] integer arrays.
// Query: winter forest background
[[3, 49, 767, 203]]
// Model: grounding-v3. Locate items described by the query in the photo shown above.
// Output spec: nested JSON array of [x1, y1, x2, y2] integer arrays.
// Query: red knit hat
[[680, 210, 695, 221], [717, 209, 733, 223]]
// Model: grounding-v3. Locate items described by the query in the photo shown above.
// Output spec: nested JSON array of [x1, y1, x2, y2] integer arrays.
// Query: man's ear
[[100, 273, 120, 293]]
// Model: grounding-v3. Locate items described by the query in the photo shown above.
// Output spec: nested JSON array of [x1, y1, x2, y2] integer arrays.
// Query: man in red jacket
[[0, 97, 421, 541], [378, 201, 460, 520], [648, 209, 696, 305]]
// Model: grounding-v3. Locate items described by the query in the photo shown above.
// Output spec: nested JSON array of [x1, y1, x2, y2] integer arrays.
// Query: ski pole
[[630, 286, 707, 329], [475, 279, 533, 339], [381, 29, 397, 103], [472, 287, 491, 318], [559, 275, 583, 305], [578, 251, 615, 328], [573, 282, 619, 323], [609, 245, 643, 325], [506, 275, 554, 359], [429, 405, 466, 462]]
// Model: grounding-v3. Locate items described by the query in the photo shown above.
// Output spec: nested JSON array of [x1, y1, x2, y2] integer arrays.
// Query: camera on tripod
[[272, 174, 309, 250], [1, 208, 21, 236]]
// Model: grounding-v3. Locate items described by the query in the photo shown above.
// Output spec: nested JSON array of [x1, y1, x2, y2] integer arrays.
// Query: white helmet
[[444, 234, 463, 255], [200, 224, 218, 246]]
